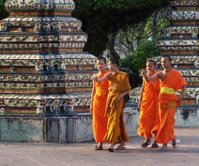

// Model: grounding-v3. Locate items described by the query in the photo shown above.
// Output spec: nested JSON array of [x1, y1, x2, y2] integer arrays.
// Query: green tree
[[0, 0, 8, 20], [0, 0, 3, 7], [73, 0, 169, 57], [118, 8, 169, 71]]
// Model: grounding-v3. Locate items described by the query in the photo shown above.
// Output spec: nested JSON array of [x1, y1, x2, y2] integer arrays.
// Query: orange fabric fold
[[159, 93, 180, 108], [103, 71, 131, 144], [105, 94, 119, 116], [155, 69, 186, 144], [138, 77, 160, 139], [92, 71, 109, 142]]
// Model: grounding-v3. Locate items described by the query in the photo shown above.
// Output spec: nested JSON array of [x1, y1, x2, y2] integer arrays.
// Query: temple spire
[[0, 0, 96, 115], [157, 0, 199, 108]]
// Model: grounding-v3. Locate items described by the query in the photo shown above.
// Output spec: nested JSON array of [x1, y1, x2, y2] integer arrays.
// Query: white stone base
[[0, 116, 93, 143], [0, 106, 139, 143], [0, 106, 198, 142], [175, 107, 199, 127]]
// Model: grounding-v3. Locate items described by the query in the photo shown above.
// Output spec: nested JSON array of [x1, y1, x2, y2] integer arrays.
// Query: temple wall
[[0, 106, 198, 142]]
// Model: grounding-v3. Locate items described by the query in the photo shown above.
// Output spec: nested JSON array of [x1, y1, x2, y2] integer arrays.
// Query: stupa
[[131, 0, 199, 127], [0, 0, 96, 142], [157, 0, 198, 109]]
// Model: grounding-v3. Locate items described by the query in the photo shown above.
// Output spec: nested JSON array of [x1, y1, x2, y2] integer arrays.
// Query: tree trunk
[[107, 31, 120, 60]]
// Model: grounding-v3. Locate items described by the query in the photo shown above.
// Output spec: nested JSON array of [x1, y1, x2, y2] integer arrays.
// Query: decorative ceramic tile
[[5, 0, 75, 12], [0, 0, 97, 115], [153, 55, 198, 64], [157, 46, 199, 51], [179, 69, 199, 76], [156, 0, 198, 108], [164, 26, 198, 38], [168, 11, 199, 20], [157, 39, 198, 46], [171, 1, 199, 7]]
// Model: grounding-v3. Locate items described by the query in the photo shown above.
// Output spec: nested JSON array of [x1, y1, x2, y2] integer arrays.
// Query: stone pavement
[[0, 128, 199, 166]]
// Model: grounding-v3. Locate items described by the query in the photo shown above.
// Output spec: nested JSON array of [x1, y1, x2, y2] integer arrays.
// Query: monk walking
[[90, 57, 109, 150], [142, 55, 186, 150], [138, 60, 160, 148], [93, 58, 131, 152]]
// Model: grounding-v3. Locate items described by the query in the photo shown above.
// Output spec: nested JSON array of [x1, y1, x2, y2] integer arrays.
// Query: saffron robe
[[92, 71, 109, 142], [138, 75, 160, 139], [155, 69, 186, 144], [103, 71, 131, 144]]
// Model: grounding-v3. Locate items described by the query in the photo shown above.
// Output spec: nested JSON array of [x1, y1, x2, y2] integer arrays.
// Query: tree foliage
[[73, 0, 169, 56], [118, 8, 170, 71], [0, 0, 3, 7], [0, 0, 8, 19]]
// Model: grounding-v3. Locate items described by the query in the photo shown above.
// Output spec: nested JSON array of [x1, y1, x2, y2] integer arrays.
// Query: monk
[[142, 55, 186, 150], [93, 58, 131, 152], [90, 57, 109, 150], [138, 59, 160, 148]]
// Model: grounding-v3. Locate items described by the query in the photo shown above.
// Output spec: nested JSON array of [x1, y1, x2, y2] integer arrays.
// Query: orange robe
[[103, 71, 131, 144], [138, 75, 160, 139], [155, 69, 186, 144], [92, 71, 109, 142]]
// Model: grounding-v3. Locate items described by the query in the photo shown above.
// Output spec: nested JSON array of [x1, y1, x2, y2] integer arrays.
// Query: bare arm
[[142, 70, 160, 82], [178, 85, 186, 100], [138, 80, 144, 110], [90, 80, 96, 113], [93, 72, 112, 82]]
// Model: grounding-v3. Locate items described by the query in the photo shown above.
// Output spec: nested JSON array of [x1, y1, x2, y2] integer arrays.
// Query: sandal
[[94, 143, 103, 150], [141, 141, 150, 148], [116, 145, 126, 150], [151, 142, 158, 148], [108, 146, 114, 152]]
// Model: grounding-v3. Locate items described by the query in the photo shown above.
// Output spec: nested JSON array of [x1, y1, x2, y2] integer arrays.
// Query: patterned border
[[171, 0, 199, 6], [5, 0, 75, 12], [0, 42, 86, 49], [164, 26, 198, 37], [157, 40, 198, 46], [0, 34, 87, 42], [153, 55, 198, 65], [168, 11, 199, 20], [0, 93, 92, 114], [0, 17, 82, 32]]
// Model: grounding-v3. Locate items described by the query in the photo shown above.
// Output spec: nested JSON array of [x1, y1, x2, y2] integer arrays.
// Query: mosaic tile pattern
[[171, 0, 199, 6], [5, 0, 75, 12], [154, 55, 198, 66], [156, 0, 199, 106], [0, 0, 97, 115]]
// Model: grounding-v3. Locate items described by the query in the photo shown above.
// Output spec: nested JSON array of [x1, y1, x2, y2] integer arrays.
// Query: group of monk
[[90, 55, 186, 152]]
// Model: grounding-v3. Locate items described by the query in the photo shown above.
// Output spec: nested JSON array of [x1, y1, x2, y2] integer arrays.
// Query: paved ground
[[0, 128, 199, 166]]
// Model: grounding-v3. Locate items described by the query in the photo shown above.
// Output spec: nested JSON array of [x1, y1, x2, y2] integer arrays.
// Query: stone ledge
[[0, 106, 139, 143], [0, 106, 198, 143]]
